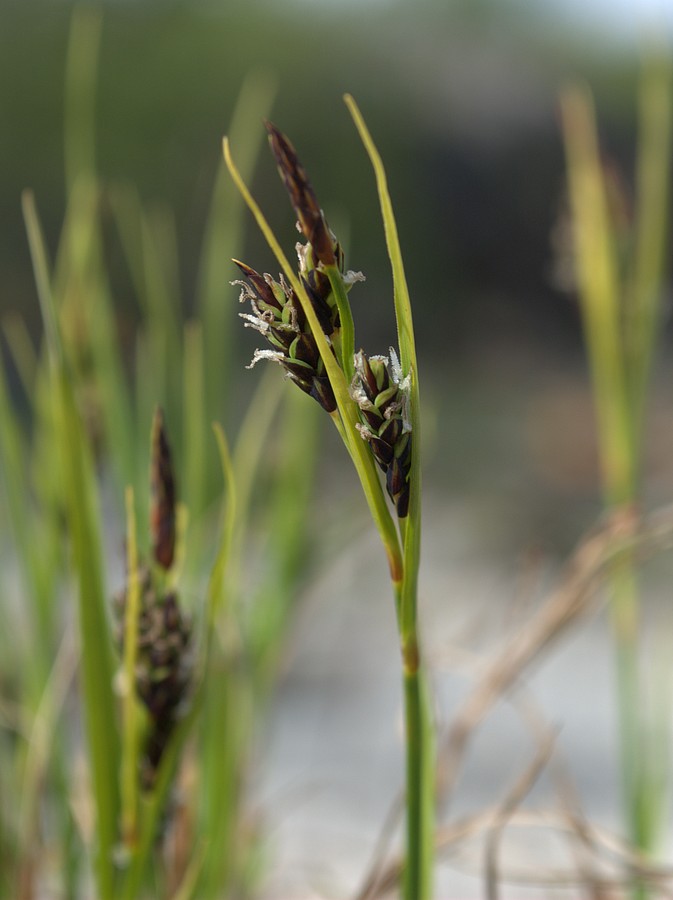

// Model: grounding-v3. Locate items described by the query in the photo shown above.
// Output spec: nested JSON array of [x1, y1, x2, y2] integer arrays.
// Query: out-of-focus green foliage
[[2, 0, 644, 362]]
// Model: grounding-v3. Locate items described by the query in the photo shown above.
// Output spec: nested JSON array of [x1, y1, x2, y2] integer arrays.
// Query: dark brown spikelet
[[114, 568, 192, 790], [150, 407, 176, 570], [234, 261, 338, 413], [352, 350, 412, 518], [265, 121, 337, 268]]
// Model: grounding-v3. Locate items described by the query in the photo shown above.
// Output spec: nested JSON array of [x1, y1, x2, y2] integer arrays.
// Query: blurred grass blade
[[182, 320, 207, 520], [228, 367, 285, 590], [206, 423, 236, 628], [60, 7, 137, 492], [170, 842, 208, 900], [248, 385, 320, 684], [198, 423, 243, 898], [559, 85, 634, 506], [111, 194, 184, 471], [0, 349, 54, 655], [23, 191, 120, 900], [196, 71, 276, 396], [190, 72, 276, 521], [1, 314, 38, 396], [58, 186, 137, 490], [120, 486, 142, 850], [627, 49, 672, 437], [64, 6, 101, 191], [17, 631, 78, 896]]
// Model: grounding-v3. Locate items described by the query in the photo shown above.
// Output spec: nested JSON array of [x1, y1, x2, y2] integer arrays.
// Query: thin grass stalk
[[59, 185, 137, 489], [64, 6, 100, 192], [16, 632, 77, 898], [170, 842, 207, 900], [23, 191, 120, 900], [1, 314, 38, 395], [110, 191, 184, 490], [627, 50, 672, 449], [198, 423, 250, 898], [229, 368, 285, 581], [59, 185, 137, 488], [196, 72, 276, 418], [60, 8, 137, 490], [120, 486, 142, 850], [223, 139, 403, 582], [0, 353, 54, 661], [205, 424, 237, 629], [559, 86, 634, 504], [141, 208, 183, 400], [627, 52, 673, 854], [248, 386, 321, 689], [345, 95, 434, 900], [182, 321, 207, 523], [198, 651, 251, 899]]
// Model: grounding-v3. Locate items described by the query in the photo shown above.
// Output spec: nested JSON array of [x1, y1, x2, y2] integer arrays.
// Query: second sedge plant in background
[[225, 102, 434, 900], [0, 10, 324, 897], [560, 50, 672, 876]]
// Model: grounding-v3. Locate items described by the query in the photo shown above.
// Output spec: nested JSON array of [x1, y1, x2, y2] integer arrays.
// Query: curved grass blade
[[344, 94, 433, 900], [120, 486, 142, 850]]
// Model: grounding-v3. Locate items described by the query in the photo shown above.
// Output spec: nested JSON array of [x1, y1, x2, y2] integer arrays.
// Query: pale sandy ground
[[255, 488, 673, 899]]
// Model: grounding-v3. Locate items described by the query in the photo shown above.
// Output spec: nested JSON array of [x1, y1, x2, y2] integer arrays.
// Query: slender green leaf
[[120, 486, 142, 850], [560, 85, 634, 505], [627, 50, 672, 442], [23, 191, 120, 900], [345, 94, 433, 900]]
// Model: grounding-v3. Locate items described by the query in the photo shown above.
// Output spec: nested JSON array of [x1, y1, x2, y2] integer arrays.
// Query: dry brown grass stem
[[436, 503, 672, 811], [550, 761, 618, 900], [484, 729, 558, 900], [360, 808, 673, 899]]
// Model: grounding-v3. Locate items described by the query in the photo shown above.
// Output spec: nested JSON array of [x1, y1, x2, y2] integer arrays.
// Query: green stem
[[611, 560, 658, 860], [627, 51, 672, 449], [397, 568, 434, 900], [120, 486, 142, 849]]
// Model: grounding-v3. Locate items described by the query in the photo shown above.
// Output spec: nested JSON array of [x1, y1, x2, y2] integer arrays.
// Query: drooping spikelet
[[352, 349, 412, 518], [234, 123, 364, 410], [234, 260, 339, 413]]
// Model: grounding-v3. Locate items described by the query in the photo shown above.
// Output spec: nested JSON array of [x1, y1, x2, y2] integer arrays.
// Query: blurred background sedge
[[2, 1, 673, 898]]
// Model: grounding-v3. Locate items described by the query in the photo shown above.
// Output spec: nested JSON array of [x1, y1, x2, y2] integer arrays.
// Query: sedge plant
[[1, 10, 323, 895], [225, 97, 434, 900], [560, 51, 672, 870]]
